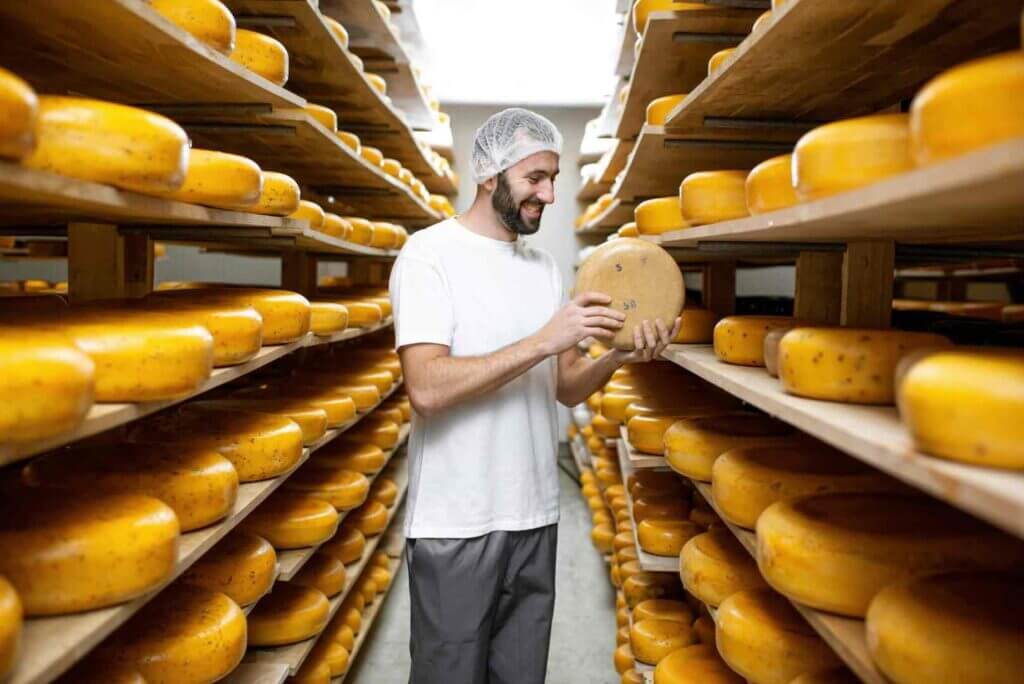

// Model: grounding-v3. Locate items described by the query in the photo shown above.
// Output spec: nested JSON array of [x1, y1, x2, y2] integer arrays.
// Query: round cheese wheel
[[789, 669, 860, 684], [304, 103, 337, 132], [0, 490, 178, 615], [602, 391, 643, 422], [616, 605, 629, 628], [693, 615, 715, 646], [898, 348, 1024, 468], [371, 477, 399, 507], [575, 238, 684, 350], [150, 286, 311, 343], [187, 400, 327, 444], [322, 525, 366, 565], [366, 73, 388, 96], [793, 114, 913, 201], [0, 66, 37, 160], [0, 329, 94, 443], [712, 444, 902, 529], [230, 29, 288, 86], [647, 95, 686, 126], [634, 599, 692, 624], [593, 524, 615, 554], [337, 604, 362, 635], [778, 327, 952, 404], [289, 200, 325, 229], [248, 583, 330, 646], [866, 572, 1024, 684], [713, 316, 797, 366], [717, 588, 839, 684], [284, 464, 370, 511], [633, 1, 708, 35], [751, 10, 773, 32], [632, 618, 697, 665], [231, 386, 356, 427], [619, 222, 640, 238], [690, 507, 719, 529], [153, 148, 262, 208], [24, 442, 238, 531], [708, 48, 735, 76], [102, 584, 245, 683], [673, 307, 716, 343], [0, 575, 21, 681], [129, 407, 303, 481], [634, 196, 688, 235], [587, 495, 608, 515], [756, 493, 1024, 617], [627, 402, 741, 455], [623, 570, 684, 609], [664, 413, 795, 481], [318, 300, 383, 329], [291, 378, 380, 411], [358, 577, 378, 604], [357, 145, 383, 169], [292, 553, 346, 598], [149, 0, 236, 54], [22, 96, 188, 194], [637, 518, 702, 556], [320, 213, 351, 239], [343, 417, 400, 450], [349, 500, 389, 536], [324, 16, 349, 47], [592, 412, 621, 436], [654, 645, 744, 683], [628, 469, 687, 499], [910, 51, 1024, 165], [615, 642, 636, 674], [308, 636, 349, 677], [380, 158, 402, 178], [618, 545, 639, 566], [679, 171, 749, 225], [181, 531, 276, 606], [241, 493, 339, 549], [679, 529, 765, 606], [613, 530, 634, 554], [330, 623, 355, 651], [370, 222, 400, 249], [745, 154, 797, 215]]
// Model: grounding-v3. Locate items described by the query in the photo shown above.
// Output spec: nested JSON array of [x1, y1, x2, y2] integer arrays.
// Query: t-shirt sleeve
[[389, 251, 454, 349]]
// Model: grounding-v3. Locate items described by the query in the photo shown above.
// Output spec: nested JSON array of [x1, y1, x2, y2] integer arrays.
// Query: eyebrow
[[527, 168, 560, 178]]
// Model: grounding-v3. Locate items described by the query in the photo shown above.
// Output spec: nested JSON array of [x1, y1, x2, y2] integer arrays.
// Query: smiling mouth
[[522, 203, 543, 218]]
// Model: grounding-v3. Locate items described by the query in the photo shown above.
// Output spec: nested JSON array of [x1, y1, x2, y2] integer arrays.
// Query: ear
[[482, 176, 497, 193]]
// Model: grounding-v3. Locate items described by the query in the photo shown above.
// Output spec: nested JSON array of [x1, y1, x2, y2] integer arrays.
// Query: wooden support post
[[702, 261, 736, 318], [841, 241, 894, 328], [794, 251, 843, 324], [67, 223, 153, 303], [348, 261, 389, 286], [281, 252, 318, 296]]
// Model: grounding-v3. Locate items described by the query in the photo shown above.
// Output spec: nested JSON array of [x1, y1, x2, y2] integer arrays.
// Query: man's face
[[490, 151, 559, 235]]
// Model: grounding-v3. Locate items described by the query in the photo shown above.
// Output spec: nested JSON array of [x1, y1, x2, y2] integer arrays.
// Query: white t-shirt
[[389, 218, 563, 538]]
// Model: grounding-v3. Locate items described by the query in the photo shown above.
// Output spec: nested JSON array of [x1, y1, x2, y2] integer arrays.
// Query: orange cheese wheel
[[181, 530, 277, 606], [284, 464, 370, 511], [631, 618, 698, 665], [0, 65, 38, 160], [674, 307, 717, 343], [348, 500, 389, 536], [291, 553, 347, 598], [321, 525, 366, 565], [230, 29, 288, 86], [637, 518, 703, 556], [0, 575, 21, 681], [664, 413, 795, 481], [745, 154, 798, 215], [248, 583, 330, 646], [241, 493, 339, 549], [634, 599, 692, 624], [623, 570, 684, 609], [713, 316, 797, 366], [679, 529, 766, 606]]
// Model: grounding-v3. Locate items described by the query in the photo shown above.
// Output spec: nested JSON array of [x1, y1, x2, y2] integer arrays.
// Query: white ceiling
[[407, 0, 621, 107]]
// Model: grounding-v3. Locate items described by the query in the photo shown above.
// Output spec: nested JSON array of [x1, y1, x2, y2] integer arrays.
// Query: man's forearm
[[557, 349, 624, 407]]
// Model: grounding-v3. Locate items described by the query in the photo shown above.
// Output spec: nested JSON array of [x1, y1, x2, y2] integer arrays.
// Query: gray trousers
[[406, 524, 558, 684]]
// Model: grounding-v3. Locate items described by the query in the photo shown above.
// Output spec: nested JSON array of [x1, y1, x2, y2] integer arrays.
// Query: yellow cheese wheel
[[793, 114, 913, 201], [617, 626, 630, 647], [633, 1, 707, 35], [756, 493, 1024, 617], [623, 570, 684, 609], [752, 10, 772, 32], [320, 213, 351, 239], [0, 575, 21, 681], [619, 222, 640, 238], [628, 469, 687, 498], [693, 615, 715, 647], [637, 518, 702, 556], [24, 443, 238, 532], [308, 636, 349, 677], [622, 668, 644, 684], [679, 170, 749, 225], [248, 583, 330, 646], [309, 301, 349, 335], [150, 286, 311, 342], [149, 0, 236, 54], [129, 407, 303, 481], [357, 577, 377, 604], [0, 489, 178, 615], [745, 154, 797, 215], [349, 500, 389, 536], [238, 170, 301, 215], [321, 525, 366, 565], [324, 16, 349, 47], [712, 444, 902, 529], [231, 386, 357, 428], [315, 442, 387, 474], [647, 95, 686, 126], [673, 307, 716, 343], [587, 495, 608, 515], [664, 413, 795, 481], [230, 29, 288, 86], [635, 196, 688, 235], [0, 67, 37, 160], [592, 413, 621, 437], [374, 405, 405, 426], [654, 645, 745, 683], [634, 599, 692, 624], [291, 657, 330, 684], [360, 146, 384, 167], [592, 524, 615, 554], [371, 477, 399, 507], [911, 52, 1024, 165], [381, 158, 402, 178], [613, 530, 634, 554], [713, 316, 797, 366], [897, 348, 1024, 468], [187, 400, 327, 444], [717, 588, 839, 684], [602, 391, 644, 423], [366, 73, 388, 96], [23, 96, 189, 195], [319, 298, 382, 326], [285, 464, 370, 511], [708, 48, 735, 76], [615, 643, 636, 674], [291, 553, 346, 598], [398, 168, 414, 186], [679, 529, 766, 606], [289, 200, 325, 229], [336, 604, 362, 635], [241, 493, 339, 549], [0, 329, 94, 443], [102, 584, 245, 683], [181, 531, 276, 606], [778, 327, 952, 404], [866, 572, 1024, 684], [631, 618, 698, 665], [370, 222, 400, 249], [330, 623, 355, 651], [304, 103, 337, 133], [342, 417, 400, 450], [369, 565, 391, 593], [633, 496, 690, 525], [616, 605, 629, 628], [627, 403, 742, 455]]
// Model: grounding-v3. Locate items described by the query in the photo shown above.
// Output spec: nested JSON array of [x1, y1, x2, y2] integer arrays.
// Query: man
[[389, 108, 680, 684]]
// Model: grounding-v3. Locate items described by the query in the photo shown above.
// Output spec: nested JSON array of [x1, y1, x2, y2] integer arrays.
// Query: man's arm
[[399, 292, 626, 418]]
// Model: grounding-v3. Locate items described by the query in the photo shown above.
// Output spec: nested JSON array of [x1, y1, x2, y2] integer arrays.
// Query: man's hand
[[612, 317, 681, 364], [535, 292, 626, 356]]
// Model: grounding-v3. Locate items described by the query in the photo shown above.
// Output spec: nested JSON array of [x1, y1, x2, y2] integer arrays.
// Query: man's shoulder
[[398, 219, 456, 262]]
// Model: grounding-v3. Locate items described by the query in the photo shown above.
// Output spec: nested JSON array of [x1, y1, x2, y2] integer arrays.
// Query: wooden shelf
[[690, 481, 887, 684], [179, 227, 402, 259], [10, 446, 315, 684], [615, 438, 677, 573], [579, 198, 635, 235], [595, 76, 629, 138], [577, 176, 612, 203], [335, 553, 404, 683], [0, 0, 303, 110], [614, 11, 638, 78], [651, 140, 1024, 248], [661, 344, 1024, 540], [618, 428, 666, 470], [595, 140, 635, 186], [613, 125, 787, 202], [664, 0, 1021, 141], [615, 8, 759, 141]]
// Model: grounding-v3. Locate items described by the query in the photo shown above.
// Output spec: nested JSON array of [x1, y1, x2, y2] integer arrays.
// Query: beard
[[492, 172, 543, 235]]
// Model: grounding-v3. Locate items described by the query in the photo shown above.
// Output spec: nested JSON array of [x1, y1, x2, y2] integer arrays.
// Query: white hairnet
[[471, 108, 563, 184]]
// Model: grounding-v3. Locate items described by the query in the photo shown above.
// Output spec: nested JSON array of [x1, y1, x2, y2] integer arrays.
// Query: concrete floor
[[347, 460, 619, 684]]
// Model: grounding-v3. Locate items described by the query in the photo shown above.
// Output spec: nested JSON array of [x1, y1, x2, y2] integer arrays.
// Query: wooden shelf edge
[[616, 438, 677, 573]]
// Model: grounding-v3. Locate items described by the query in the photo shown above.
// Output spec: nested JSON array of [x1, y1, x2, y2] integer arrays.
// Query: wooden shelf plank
[[613, 125, 787, 202], [595, 76, 629, 138], [321, 0, 410, 64], [661, 344, 1024, 540], [690, 481, 887, 684], [616, 438, 677, 573], [579, 198, 635, 235], [595, 140, 635, 186], [653, 139, 1024, 248], [0, 0, 303, 110], [618, 427, 666, 469], [664, 0, 1021, 141], [615, 8, 759, 141], [577, 176, 612, 203], [335, 553, 405, 683]]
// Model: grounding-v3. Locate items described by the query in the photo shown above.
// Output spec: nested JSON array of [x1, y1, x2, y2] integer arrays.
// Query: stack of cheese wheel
[[181, 530, 278, 607], [679, 171, 749, 226], [248, 582, 330, 646], [756, 493, 1024, 617], [679, 529, 766, 606], [664, 412, 796, 481], [713, 316, 799, 367]]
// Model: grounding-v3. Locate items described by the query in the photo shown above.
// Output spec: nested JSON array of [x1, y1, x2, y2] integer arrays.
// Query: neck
[[458, 189, 517, 243]]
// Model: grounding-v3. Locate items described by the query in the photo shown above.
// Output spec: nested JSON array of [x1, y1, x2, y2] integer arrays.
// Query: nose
[[537, 179, 555, 204]]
